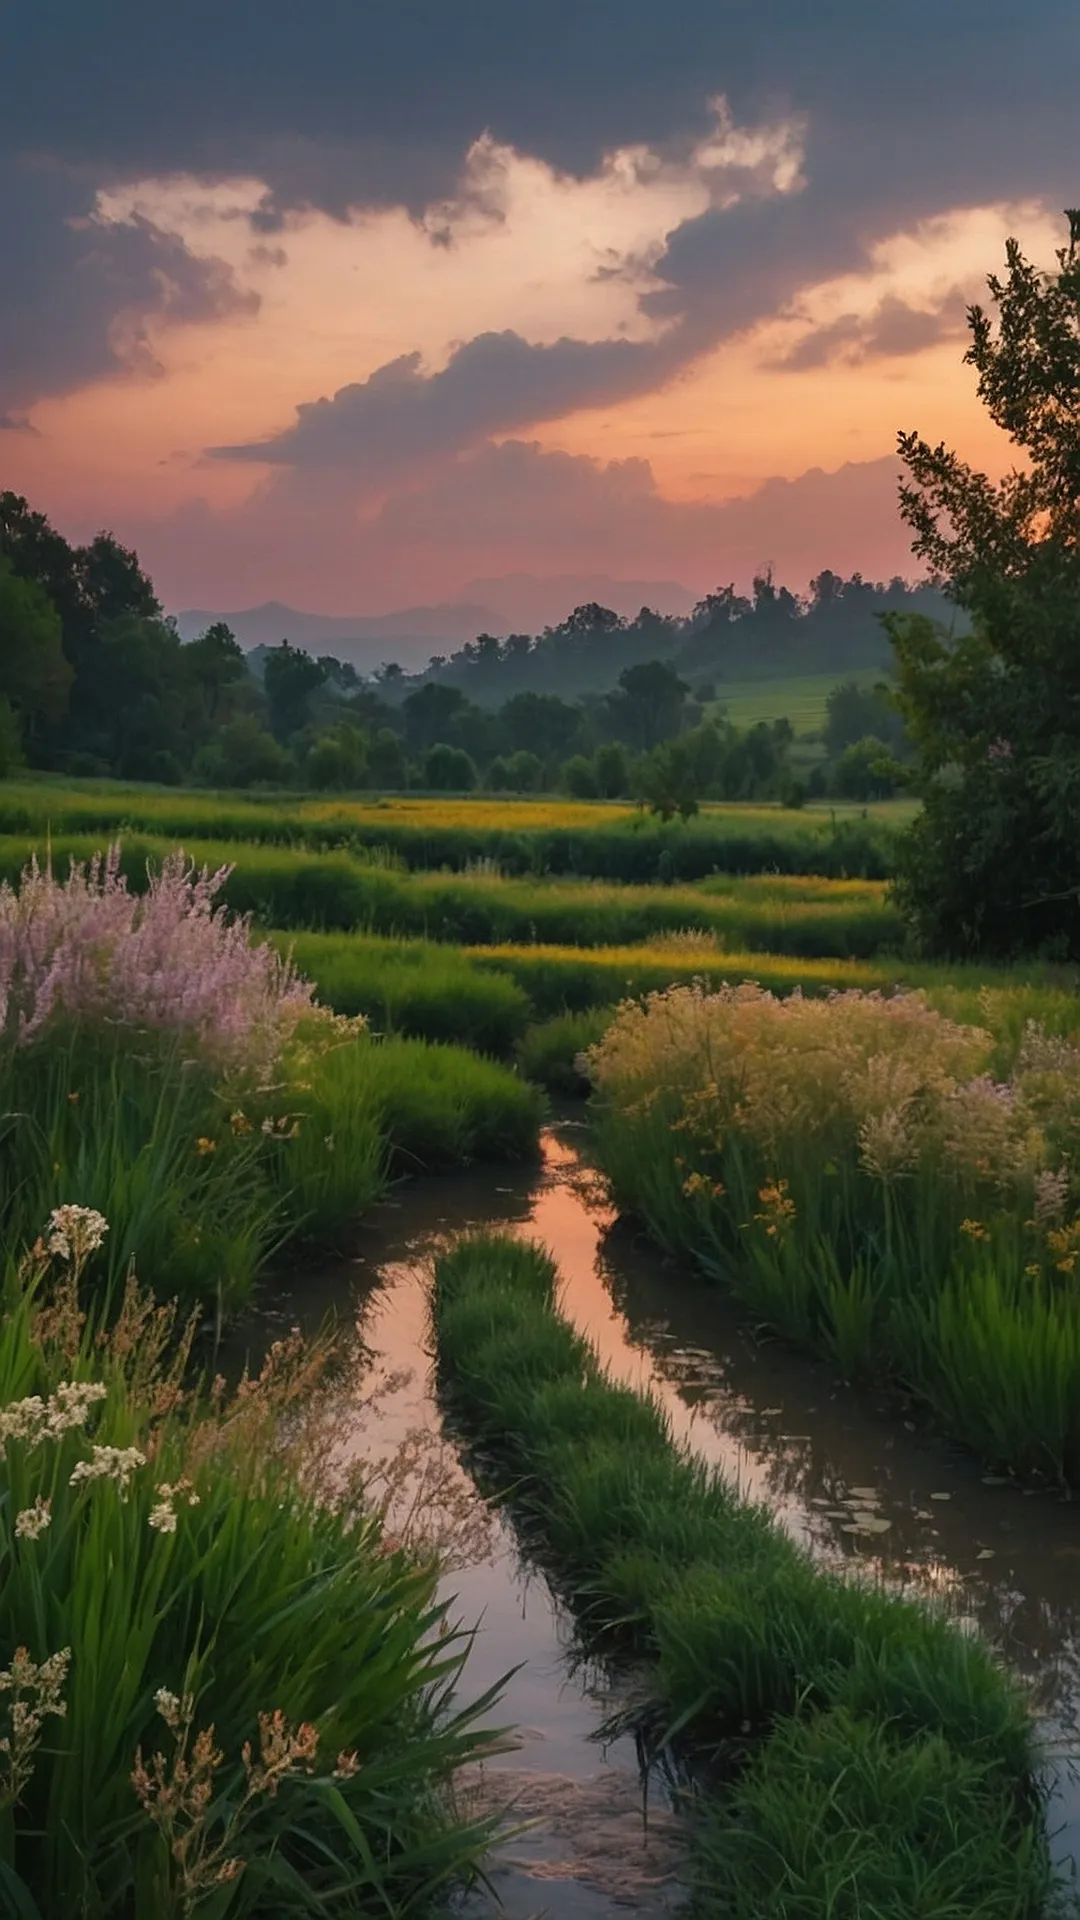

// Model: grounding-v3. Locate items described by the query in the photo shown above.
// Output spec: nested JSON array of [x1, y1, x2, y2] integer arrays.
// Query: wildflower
[[682, 1169, 724, 1200], [334, 1750, 360, 1779], [1033, 1166, 1070, 1229], [754, 1179, 797, 1239], [69, 1444, 146, 1497], [858, 1107, 917, 1183], [149, 1479, 200, 1532], [14, 1497, 52, 1540], [0, 1646, 70, 1805], [0, 1380, 107, 1454], [46, 1205, 108, 1264], [154, 1687, 193, 1732], [195, 1137, 217, 1157], [959, 1219, 991, 1243], [229, 1110, 252, 1136], [1025, 1263, 1041, 1278]]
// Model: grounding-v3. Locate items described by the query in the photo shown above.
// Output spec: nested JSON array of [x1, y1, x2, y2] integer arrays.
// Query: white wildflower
[[68, 1444, 146, 1496], [153, 1686, 192, 1731], [148, 1501, 178, 1534], [45, 1206, 109, 1264], [13, 1498, 52, 1541], [0, 1380, 107, 1456]]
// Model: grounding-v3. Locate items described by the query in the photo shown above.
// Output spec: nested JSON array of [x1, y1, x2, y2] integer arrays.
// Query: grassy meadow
[[1, 771, 1078, 1914]]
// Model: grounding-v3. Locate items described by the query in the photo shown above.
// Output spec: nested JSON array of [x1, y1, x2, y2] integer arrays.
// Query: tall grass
[[280, 932, 531, 1054], [0, 789, 899, 881], [433, 1233, 1054, 1920], [0, 1234, 503, 1916], [587, 983, 1080, 1481], [0, 831, 903, 955]]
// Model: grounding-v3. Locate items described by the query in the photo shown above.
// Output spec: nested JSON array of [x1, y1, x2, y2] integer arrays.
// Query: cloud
[[0, 159, 258, 413], [769, 289, 970, 371], [210, 330, 688, 480], [126, 436, 913, 612], [6, 2, 1078, 414]]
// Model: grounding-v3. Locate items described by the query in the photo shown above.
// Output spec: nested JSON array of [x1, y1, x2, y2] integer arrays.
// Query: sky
[[3, 2, 1077, 618]]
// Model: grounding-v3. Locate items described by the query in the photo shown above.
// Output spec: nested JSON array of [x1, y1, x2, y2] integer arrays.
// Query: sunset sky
[[4, 3, 1077, 619]]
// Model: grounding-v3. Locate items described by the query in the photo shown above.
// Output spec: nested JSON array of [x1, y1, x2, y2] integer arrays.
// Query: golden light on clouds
[[3, 102, 1061, 606]]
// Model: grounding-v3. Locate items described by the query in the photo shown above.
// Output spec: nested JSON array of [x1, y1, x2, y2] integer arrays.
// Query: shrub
[[587, 983, 1080, 1478], [516, 1008, 614, 1093], [0, 846, 312, 1070]]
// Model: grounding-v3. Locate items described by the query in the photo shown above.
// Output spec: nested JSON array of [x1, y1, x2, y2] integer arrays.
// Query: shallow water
[[251, 1120, 1080, 1914]]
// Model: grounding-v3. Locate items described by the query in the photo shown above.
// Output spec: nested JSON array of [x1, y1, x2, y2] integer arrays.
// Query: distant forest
[[397, 571, 954, 706], [0, 489, 926, 806]]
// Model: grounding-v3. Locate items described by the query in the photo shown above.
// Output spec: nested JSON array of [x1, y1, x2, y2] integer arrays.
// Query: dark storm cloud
[[211, 330, 683, 478], [5, 0, 1079, 409], [0, 159, 258, 412]]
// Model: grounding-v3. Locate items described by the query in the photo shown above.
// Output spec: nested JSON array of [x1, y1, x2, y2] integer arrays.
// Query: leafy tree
[[886, 210, 1080, 956], [642, 739, 700, 821], [503, 749, 544, 792], [401, 682, 468, 754], [0, 557, 71, 749], [561, 754, 600, 798], [423, 743, 476, 791], [824, 679, 907, 758], [606, 660, 690, 752], [833, 736, 896, 801], [263, 642, 327, 743], [195, 715, 293, 788], [182, 622, 249, 728], [485, 756, 512, 792], [306, 723, 367, 790], [594, 742, 629, 797], [500, 692, 583, 762], [368, 728, 408, 789]]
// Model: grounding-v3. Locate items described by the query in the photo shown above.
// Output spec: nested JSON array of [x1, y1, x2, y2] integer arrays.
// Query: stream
[[250, 1120, 1080, 1916]]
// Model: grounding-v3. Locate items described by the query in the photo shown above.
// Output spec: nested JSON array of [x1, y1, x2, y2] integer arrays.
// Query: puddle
[[246, 1121, 1080, 1910]]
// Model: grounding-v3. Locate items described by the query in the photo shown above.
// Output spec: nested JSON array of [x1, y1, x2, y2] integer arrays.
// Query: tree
[[561, 754, 600, 798], [606, 660, 690, 752], [306, 723, 367, 790], [183, 622, 249, 728], [0, 557, 71, 748], [368, 728, 408, 788], [642, 739, 700, 821], [503, 749, 544, 792], [423, 743, 476, 791], [824, 679, 906, 758], [196, 715, 293, 788], [833, 736, 896, 801], [886, 211, 1080, 956], [263, 642, 327, 743], [594, 742, 629, 797]]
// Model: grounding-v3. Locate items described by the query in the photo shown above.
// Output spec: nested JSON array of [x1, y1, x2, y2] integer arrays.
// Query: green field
[[708, 667, 887, 734], [2, 771, 1076, 1918]]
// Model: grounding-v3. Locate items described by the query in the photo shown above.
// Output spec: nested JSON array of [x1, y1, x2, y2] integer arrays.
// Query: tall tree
[[886, 210, 1080, 957], [0, 558, 72, 754]]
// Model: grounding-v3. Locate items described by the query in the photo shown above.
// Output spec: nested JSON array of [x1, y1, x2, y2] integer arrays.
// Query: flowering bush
[[0, 845, 313, 1068], [588, 983, 1080, 1480]]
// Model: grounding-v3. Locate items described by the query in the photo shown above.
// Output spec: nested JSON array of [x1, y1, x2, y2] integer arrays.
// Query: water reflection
[[251, 1121, 1080, 1887]]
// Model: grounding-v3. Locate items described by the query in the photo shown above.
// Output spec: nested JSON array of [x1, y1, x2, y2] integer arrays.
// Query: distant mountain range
[[173, 572, 696, 670]]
